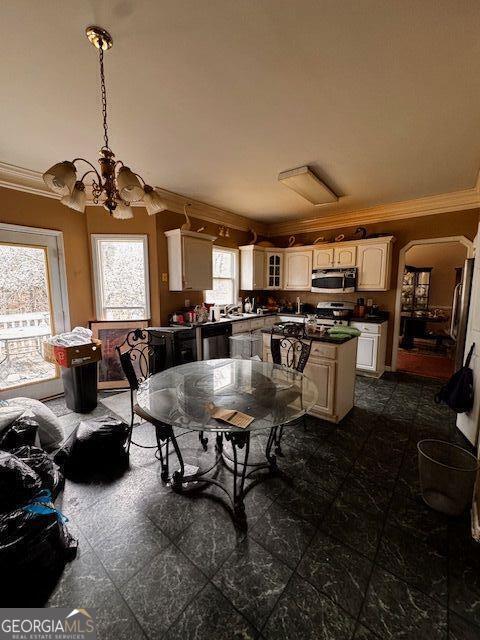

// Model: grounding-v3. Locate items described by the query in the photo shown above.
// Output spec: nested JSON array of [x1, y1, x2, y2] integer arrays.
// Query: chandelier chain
[[99, 47, 109, 151]]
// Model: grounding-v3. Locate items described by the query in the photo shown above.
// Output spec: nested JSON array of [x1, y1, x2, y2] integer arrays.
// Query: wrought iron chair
[[115, 329, 207, 481], [269, 322, 312, 453]]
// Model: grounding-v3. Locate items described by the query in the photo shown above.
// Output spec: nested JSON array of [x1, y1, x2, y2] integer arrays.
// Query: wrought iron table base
[[154, 424, 283, 524]]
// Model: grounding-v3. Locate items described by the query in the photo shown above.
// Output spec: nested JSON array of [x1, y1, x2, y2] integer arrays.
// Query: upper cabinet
[[265, 251, 283, 290], [284, 250, 312, 290], [165, 229, 217, 291], [313, 247, 334, 268], [238, 236, 394, 293], [334, 245, 357, 268], [240, 245, 265, 290], [356, 240, 392, 291]]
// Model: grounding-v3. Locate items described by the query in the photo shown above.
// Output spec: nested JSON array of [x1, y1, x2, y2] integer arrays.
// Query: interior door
[[0, 225, 69, 399]]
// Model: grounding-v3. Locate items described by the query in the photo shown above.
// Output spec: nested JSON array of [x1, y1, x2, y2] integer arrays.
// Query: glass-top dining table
[[136, 358, 318, 523]]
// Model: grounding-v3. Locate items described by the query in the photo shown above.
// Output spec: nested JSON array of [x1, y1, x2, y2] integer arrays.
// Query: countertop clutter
[[261, 325, 355, 344]]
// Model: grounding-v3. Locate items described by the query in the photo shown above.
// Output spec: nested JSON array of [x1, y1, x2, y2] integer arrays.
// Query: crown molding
[[266, 187, 480, 236], [0, 160, 478, 238], [0, 160, 266, 235]]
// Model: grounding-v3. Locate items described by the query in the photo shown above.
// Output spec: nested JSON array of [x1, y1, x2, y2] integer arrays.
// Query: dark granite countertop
[[261, 327, 357, 344]]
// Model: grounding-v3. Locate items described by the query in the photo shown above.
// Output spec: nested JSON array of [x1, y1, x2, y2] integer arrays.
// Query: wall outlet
[[185, 299, 190, 307], [161, 272, 168, 283]]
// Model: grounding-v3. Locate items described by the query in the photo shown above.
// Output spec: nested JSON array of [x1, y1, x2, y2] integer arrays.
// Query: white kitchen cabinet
[[334, 245, 356, 267], [231, 319, 252, 334], [283, 250, 312, 290], [262, 333, 357, 422], [265, 251, 283, 289], [303, 360, 336, 415], [165, 229, 217, 291], [313, 247, 334, 268], [356, 241, 392, 291], [240, 246, 265, 290], [350, 320, 388, 377]]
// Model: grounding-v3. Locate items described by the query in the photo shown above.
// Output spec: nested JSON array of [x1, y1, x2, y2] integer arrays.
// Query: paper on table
[[211, 407, 254, 428]]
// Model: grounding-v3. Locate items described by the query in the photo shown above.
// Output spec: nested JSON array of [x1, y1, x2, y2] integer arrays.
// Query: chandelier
[[43, 26, 166, 219]]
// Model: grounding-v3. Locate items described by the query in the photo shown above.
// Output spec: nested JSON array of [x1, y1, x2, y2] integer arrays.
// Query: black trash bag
[[11, 446, 64, 499], [0, 451, 42, 513], [435, 343, 475, 413], [0, 412, 39, 450], [0, 491, 78, 604], [54, 415, 129, 480]]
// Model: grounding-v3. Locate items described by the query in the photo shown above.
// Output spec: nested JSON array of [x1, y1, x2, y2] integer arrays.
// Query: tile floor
[[27, 375, 480, 638]]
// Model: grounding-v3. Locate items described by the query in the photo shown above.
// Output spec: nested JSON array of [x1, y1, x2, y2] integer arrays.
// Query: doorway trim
[[0, 223, 71, 399], [0, 223, 70, 333], [391, 235, 474, 372]]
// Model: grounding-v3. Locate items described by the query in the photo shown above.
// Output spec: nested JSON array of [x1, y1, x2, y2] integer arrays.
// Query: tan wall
[[0, 187, 94, 327], [1, 186, 478, 363], [155, 212, 250, 323], [406, 242, 467, 309], [269, 209, 480, 365], [0, 188, 162, 326]]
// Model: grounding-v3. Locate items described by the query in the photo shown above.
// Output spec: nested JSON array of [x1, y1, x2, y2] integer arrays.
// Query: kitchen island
[[262, 328, 358, 423]]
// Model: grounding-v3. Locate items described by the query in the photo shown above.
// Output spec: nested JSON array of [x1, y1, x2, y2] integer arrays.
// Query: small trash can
[[61, 363, 98, 413], [417, 439, 480, 516], [229, 332, 263, 359]]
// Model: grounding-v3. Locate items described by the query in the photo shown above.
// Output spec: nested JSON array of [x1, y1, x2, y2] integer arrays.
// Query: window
[[92, 235, 150, 320], [205, 247, 239, 306]]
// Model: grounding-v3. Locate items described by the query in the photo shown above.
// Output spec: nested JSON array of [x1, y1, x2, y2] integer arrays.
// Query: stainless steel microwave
[[311, 267, 357, 293]]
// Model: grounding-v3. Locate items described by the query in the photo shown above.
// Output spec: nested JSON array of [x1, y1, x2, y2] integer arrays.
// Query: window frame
[[91, 234, 151, 321], [204, 246, 239, 306]]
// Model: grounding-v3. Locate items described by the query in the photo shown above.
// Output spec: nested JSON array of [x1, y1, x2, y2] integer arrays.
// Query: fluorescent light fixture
[[278, 166, 338, 206]]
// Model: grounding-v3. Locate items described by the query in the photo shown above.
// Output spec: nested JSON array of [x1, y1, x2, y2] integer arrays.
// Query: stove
[[315, 301, 355, 327]]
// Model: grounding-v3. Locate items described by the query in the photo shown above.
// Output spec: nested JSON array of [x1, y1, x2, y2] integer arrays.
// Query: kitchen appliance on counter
[[315, 301, 355, 327], [311, 267, 357, 293], [201, 322, 232, 359], [148, 326, 198, 371]]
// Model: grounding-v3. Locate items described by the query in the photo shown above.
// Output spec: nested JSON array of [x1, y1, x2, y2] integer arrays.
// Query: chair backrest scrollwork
[[270, 322, 312, 373], [115, 328, 167, 391]]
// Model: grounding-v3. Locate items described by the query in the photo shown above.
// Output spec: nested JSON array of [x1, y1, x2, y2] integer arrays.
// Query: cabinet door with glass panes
[[265, 251, 283, 289]]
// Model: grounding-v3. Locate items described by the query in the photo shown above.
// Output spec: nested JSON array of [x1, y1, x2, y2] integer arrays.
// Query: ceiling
[[2, 1, 480, 223]]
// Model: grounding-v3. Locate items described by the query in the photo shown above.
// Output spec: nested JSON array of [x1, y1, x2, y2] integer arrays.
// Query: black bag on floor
[[0, 413, 39, 450], [54, 415, 129, 478], [0, 490, 78, 604], [11, 446, 64, 499], [0, 451, 42, 513], [435, 343, 475, 413]]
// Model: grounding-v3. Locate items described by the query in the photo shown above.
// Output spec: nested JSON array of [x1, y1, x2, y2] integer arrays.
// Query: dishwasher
[[201, 322, 232, 359]]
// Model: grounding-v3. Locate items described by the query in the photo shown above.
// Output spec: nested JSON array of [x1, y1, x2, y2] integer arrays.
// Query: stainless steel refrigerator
[[451, 257, 475, 371]]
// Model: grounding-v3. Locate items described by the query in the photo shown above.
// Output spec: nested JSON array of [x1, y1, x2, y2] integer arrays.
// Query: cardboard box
[[43, 338, 102, 368]]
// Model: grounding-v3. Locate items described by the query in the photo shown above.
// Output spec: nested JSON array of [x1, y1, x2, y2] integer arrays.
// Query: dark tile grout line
[[349, 408, 411, 639], [49, 375, 465, 639], [254, 416, 379, 638]]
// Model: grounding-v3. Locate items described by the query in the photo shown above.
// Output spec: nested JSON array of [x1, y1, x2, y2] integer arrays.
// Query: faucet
[[226, 304, 241, 314]]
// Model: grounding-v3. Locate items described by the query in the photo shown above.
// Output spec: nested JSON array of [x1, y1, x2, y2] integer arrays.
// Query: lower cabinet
[[350, 321, 388, 377], [303, 360, 336, 415], [262, 333, 357, 423]]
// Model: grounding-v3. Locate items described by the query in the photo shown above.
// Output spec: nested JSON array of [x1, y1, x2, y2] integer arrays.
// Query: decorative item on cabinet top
[[165, 228, 217, 292]]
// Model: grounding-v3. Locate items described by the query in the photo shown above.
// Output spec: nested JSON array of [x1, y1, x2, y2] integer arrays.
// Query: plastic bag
[[54, 416, 129, 480], [11, 446, 64, 498], [0, 490, 78, 599], [0, 412, 39, 450], [0, 451, 42, 512]]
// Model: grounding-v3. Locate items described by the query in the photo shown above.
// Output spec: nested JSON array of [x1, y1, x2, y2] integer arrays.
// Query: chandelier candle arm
[[42, 25, 164, 219]]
